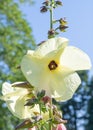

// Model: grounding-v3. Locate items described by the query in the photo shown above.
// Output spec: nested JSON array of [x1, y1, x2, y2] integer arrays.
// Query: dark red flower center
[[48, 60, 58, 70]]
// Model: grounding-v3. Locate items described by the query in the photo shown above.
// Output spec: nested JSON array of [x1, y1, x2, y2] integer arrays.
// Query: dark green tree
[[0, 0, 35, 129], [85, 76, 93, 130]]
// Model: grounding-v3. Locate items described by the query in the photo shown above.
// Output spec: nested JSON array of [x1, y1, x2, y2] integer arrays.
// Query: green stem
[[49, 98, 52, 130], [39, 103, 43, 130], [50, 0, 54, 30]]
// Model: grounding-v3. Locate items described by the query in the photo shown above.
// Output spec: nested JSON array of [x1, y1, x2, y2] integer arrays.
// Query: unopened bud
[[12, 81, 33, 89], [15, 119, 32, 130], [56, 1, 62, 6], [42, 1, 49, 6], [56, 124, 67, 130], [40, 6, 48, 13], [59, 18, 67, 25], [53, 108, 62, 118], [59, 25, 68, 32], [54, 116, 67, 124], [42, 96, 51, 104], [48, 29, 55, 38]]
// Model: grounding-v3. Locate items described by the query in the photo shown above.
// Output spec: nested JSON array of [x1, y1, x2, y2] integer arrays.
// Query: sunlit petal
[[21, 55, 48, 89], [51, 72, 81, 101], [61, 46, 92, 71], [1, 82, 49, 119], [34, 37, 68, 57]]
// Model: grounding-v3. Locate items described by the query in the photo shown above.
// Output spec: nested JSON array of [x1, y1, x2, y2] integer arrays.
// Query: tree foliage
[[0, 0, 35, 129], [85, 76, 93, 130]]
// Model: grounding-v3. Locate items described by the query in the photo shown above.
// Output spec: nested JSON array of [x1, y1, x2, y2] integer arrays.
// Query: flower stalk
[[49, 98, 53, 130], [50, 0, 54, 30]]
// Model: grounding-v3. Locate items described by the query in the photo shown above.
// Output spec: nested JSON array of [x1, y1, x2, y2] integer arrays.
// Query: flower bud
[[59, 18, 67, 26], [12, 81, 32, 89], [40, 6, 48, 13], [42, 1, 49, 6], [56, 124, 67, 130], [54, 116, 67, 124], [59, 25, 68, 32], [42, 96, 51, 104], [48, 29, 55, 38], [15, 119, 33, 130], [56, 1, 62, 6], [53, 123, 67, 130]]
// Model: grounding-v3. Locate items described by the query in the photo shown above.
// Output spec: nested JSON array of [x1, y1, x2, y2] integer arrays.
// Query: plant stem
[[50, 0, 54, 30], [39, 103, 43, 130], [49, 98, 53, 130], [49, 0, 54, 126]]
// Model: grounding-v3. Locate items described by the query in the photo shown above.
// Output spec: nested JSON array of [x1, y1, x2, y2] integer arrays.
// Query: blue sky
[[20, 0, 93, 75]]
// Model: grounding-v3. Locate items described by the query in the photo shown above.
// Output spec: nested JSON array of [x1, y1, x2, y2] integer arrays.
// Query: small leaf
[[37, 90, 46, 99]]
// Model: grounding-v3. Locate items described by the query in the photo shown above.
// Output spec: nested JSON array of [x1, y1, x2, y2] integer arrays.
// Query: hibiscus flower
[[21, 37, 91, 101], [1, 82, 43, 119]]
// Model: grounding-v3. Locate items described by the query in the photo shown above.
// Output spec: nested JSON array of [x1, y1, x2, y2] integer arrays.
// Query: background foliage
[[0, 0, 93, 130], [0, 0, 35, 129]]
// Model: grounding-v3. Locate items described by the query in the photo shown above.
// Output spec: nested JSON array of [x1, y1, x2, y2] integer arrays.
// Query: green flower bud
[[59, 18, 67, 26], [56, 1, 62, 6]]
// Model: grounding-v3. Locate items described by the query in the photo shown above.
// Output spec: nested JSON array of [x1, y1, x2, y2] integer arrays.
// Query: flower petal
[[61, 46, 92, 71], [21, 54, 50, 90], [1, 82, 38, 119], [2, 82, 29, 100], [27, 50, 34, 55], [13, 96, 40, 119], [34, 37, 68, 57], [51, 72, 81, 101]]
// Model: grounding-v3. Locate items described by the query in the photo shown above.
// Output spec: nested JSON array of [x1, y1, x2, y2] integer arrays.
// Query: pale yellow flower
[[21, 37, 91, 101], [1, 82, 48, 119]]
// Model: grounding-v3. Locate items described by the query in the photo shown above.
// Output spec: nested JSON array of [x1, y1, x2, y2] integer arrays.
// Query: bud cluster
[[40, 0, 68, 38], [40, 0, 62, 13], [15, 89, 67, 130]]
